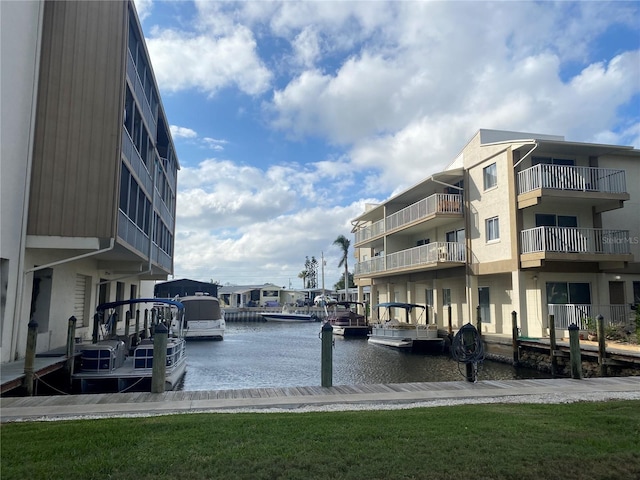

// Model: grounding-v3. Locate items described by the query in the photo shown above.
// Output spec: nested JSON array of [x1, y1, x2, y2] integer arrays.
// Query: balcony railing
[[521, 227, 631, 255], [386, 193, 462, 232], [547, 304, 631, 330], [355, 218, 385, 244], [517, 164, 626, 195], [355, 242, 465, 275]]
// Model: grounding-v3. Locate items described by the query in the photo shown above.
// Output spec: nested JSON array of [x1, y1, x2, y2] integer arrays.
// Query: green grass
[[2, 401, 640, 480]]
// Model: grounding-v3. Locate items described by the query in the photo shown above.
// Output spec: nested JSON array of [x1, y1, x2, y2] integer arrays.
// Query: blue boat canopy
[[96, 298, 184, 312]]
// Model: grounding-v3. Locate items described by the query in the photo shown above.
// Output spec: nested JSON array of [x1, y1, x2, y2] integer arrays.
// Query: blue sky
[[134, 0, 640, 288]]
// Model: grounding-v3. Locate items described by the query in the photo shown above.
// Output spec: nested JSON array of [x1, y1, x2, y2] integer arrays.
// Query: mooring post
[[511, 311, 519, 366], [23, 319, 38, 396], [321, 321, 333, 387], [151, 322, 168, 393], [92, 313, 100, 343], [476, 305, 482, 337], [597, 314, 607, 377], [110, 311, 118, 338], [65, 316, 77, 387], [549, 314, 557, 377], [143, 309, 149, 338], [134, 309, 141, 347], [448, 304, 453, 336], [124, 310, 131, 352], [568, 323, 582, 379]]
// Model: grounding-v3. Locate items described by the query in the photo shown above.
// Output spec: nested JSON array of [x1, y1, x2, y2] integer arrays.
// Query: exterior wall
[[28, 0, 127, 239], [0, 0, 44, 363]]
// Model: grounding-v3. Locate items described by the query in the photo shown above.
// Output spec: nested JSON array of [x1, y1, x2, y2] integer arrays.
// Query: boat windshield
[[182, 298, 221, 321]]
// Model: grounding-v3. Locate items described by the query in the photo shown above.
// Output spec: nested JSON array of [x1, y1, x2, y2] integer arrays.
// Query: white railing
[[517, 164, 626, 195], [521, 227, 631, 255], [355, 218, 385, 244], [355, 242, 465, 275], [547, 304, 630, 330], [386, 193, 462, 232]]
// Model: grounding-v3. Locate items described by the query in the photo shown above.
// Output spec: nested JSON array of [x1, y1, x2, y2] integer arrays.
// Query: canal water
[[178, 322, 548, 391]]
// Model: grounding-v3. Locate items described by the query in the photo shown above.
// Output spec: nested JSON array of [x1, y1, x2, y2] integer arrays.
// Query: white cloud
[[170, 125, 198, 139]]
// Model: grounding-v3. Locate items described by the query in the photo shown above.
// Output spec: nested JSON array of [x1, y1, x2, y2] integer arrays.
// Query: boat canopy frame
[[373, 302, 426, 323], [96, 298, 184, 312]]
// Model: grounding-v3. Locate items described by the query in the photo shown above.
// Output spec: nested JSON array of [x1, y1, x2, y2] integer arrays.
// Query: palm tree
[[298, 270, 308, 288], [333, 234, 351, 300]]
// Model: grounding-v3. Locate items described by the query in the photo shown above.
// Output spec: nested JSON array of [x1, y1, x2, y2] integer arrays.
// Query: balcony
[[354, 193, 463, 246], [547, 304, 633, 330], [520, 227, 633, 267], [354, 241, 466, 277], [517, 164, 628, 211]]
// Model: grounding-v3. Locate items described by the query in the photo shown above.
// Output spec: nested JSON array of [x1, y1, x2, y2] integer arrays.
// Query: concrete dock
[[2, 376, 639, 423]]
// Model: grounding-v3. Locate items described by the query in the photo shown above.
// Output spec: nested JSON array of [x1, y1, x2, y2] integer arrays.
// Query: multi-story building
[[352, 129, 640, 338], [1, 0, 179, 362]]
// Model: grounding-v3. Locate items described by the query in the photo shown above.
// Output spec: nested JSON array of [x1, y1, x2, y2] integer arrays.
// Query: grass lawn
[[2, 400, 640, 480]]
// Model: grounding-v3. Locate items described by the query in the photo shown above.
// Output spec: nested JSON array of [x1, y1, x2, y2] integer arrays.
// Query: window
[[486, 217, 500, 242], [532, 157, 575, 166], [483, 163, 497, 190], [535, 214, 577, 228], [446, 229, 465, 243], [633, 282, 640, 304], [442, 288, 451, 306], [546, 282, 591, 305]]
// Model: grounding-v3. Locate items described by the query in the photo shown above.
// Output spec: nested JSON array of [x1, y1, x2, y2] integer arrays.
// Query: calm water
[[178, 322, 548, 391]]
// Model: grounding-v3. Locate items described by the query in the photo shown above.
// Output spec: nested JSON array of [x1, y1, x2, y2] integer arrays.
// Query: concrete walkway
[[2, 376, 639, 423]]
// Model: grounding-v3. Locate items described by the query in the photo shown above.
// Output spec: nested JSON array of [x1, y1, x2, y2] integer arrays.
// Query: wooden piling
[[321, 322, 333, 388], [134, 309, 140, 346], [143, 309, 149, 339], [151, 322, 168, 393], [549, 314, 558, 377], [476, 305, 482, 337], [124, 310, 131, 351], [92, 313, 100, 343], [23, 319, 38, 396], [448, 304, 453, 335], [597, 314, 607, 377], [568, 323, 582, 380], [511, 311, 519, 366], [65, 316, 77, 386]]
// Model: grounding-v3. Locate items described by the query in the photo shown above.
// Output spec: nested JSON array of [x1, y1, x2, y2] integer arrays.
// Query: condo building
[[352, 129, 640, 338], [1, 0, 179, 362]]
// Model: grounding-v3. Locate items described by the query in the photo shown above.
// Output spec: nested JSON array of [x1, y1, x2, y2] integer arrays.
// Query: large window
[[546, 282, 591, 305], [442, 288, 451, 306], [486, 217, 500, 242], [535, 214, 577, 227], [483, 163, 497, 190]]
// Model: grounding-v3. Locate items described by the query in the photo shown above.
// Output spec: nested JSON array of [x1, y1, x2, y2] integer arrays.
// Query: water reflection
[[179, 322, 547, 392]]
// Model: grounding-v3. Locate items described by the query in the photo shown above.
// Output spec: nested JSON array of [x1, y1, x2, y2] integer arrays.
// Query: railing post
[[549, 314, 558, 377], [151, 322, 168, 393], [321, 322, 333, 388], [511, 311, 519, 366], [597, 314, 607, 377], [568, 323, 582, 379]]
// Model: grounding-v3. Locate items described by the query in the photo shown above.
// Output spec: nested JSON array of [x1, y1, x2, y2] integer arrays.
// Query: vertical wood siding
[[28, 0, 127, 238]]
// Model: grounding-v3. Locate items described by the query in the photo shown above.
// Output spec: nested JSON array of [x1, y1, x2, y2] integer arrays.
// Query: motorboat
[[259, 304, 320, 322], [368, 302, 443, 352], [327, 301, 369, 336], [72, 298, 187, 393], [180, 293, 225, 340]]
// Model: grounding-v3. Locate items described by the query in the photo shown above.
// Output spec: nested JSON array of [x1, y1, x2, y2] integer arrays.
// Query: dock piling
[[321, 322, 333, 388], [549, 314, 558, 377], [151, 322, 168, 393], [597, 314, 607, 377], [568, 323, 582, 379], [476, 305, 482, 337], [23, 319, 38, 396], [65, 316, 77, 387], [511, 311, 519, 366]]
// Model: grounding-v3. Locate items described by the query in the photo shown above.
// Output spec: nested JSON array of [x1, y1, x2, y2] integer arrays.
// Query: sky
[[133, 0, 640, 289]]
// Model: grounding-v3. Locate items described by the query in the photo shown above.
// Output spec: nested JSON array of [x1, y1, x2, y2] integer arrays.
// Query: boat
[[72, 298, 187, 393], [368, 302, 444, 352], [327, 301, 369, 336], [259, 304, 320, 322], [180, 293, 225, 340]]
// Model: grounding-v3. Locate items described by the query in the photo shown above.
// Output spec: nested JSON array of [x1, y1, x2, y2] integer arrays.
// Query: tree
[[304, 256, 318, 288], [333, 234, 351, 298], [298, 270, 308, 288], [334, 272, 354, 291]]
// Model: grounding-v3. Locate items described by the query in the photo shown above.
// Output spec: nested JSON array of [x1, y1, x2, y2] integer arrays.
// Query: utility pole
[[321, 251, 325, 294]]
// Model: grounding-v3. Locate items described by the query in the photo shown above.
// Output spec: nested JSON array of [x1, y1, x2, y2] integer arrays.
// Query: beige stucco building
[[1, 0, 179, 362], [352, 129, 640, 338]]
